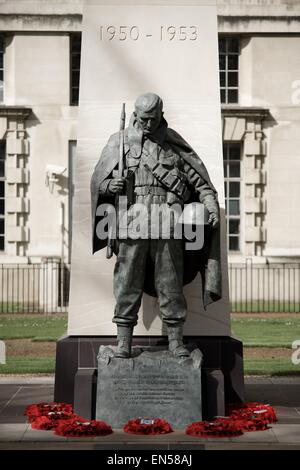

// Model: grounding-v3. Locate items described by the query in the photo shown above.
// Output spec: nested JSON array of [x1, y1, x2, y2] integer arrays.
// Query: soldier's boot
[[167, 324, 190, 357], [115, 325, 133, 358]]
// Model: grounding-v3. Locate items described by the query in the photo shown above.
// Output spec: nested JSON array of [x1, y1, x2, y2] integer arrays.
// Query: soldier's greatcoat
[[91, 116, 222, 308]]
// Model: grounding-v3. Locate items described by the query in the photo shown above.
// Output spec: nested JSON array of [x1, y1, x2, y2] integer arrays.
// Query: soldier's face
[[135, 108, 163, 135]]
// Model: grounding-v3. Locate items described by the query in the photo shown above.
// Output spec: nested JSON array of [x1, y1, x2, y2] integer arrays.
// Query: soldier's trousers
[[113, 239, 187, 327]]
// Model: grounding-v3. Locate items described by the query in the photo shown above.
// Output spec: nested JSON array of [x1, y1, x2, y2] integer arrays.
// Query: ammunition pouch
[[141, 152, 188, 199]]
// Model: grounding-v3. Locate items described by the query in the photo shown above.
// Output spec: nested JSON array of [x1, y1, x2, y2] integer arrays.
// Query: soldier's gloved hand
[[201, 194, 220, 229], [108, 178, 125, 194], [207, 212, 219, 229]]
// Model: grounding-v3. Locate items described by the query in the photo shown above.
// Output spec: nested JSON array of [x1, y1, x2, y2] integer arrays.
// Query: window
[[0, 141, 5, 251], [0, 36, 4, 103], [70, 34, 81, 106], [224, 142, 241, 251], [219, 37, 239, 104]]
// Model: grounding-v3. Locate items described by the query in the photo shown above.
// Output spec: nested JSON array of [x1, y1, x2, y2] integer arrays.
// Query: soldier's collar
[[127, 114, 168, 158]]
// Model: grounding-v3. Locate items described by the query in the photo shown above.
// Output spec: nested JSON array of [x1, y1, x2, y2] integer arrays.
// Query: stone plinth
[[96, 346, 203, 428]]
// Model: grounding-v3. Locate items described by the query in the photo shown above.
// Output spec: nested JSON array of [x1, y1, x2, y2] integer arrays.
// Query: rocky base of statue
[[96, 346, 203, 428], [54, 335, 244, 421]]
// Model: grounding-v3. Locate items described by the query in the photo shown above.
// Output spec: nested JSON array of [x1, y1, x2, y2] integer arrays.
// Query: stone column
[[0, 107, 31, 257], [244, 115, 267, 257]]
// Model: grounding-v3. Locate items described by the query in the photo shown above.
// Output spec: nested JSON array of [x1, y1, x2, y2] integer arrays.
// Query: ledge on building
[[221, 105, 270, 119], [0, 105, 32, 120]]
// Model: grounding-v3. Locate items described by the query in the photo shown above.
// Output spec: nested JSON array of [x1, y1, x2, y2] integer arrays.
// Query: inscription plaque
[[96, 346, 202, 428]]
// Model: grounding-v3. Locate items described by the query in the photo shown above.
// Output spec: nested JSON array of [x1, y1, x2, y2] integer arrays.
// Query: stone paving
[[0, 376, 300, 450]]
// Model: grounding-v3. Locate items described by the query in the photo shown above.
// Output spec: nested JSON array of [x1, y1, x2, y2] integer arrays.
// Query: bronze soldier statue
[[91, 93, 221, 358]]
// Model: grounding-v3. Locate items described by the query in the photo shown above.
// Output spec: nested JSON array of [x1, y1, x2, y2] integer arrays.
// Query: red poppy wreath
[[186, 402, 277, 438], [24, 402, 112, 437], [54, 417, 113, 437], [123, 418, 173, 435]]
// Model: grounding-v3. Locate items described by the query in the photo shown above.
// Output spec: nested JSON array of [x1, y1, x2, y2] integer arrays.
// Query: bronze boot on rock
[[115, 325, 133, 358], [167, 324, 190, 357]]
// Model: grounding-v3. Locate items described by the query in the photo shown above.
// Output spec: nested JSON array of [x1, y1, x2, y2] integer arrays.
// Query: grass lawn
[[0, 314, 300, 375], [0, 314, 67, 341], [0, 315, 66, 374], [0, 357, 55, 374], [231, 316, 300, 347], [244, 358, 299, 376]]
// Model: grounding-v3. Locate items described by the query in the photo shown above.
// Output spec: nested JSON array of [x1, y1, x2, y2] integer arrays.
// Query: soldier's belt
[[142, 152, 187, 198], [134, 186, 167, 196]]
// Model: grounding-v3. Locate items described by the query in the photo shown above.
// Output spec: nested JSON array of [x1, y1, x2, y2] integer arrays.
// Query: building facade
[[0, 0, 299, 310]]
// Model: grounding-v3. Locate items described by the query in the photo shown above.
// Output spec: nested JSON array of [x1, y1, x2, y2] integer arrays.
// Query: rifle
[[106, 103, 126, 259]]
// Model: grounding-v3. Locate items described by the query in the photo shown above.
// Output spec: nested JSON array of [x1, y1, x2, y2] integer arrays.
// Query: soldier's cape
[[91, 115, 222, 309]]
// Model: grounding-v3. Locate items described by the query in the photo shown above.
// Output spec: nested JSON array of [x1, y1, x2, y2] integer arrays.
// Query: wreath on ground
[[54, 417, 112, 437], [24, 402, 112, 437], [186, 402, 277, 437], [24, 401, 276, 438], [123, 418, 173, 435], [186, 417, 243, 438], [24, 402, 73, 422]]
